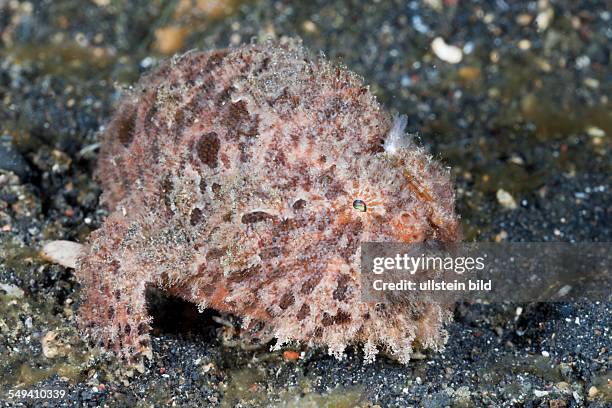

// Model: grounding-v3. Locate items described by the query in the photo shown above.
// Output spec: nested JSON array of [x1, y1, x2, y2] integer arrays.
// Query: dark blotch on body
[[296, 303, 310, 320], [279, 292, 295, 310], [333, 274, 351, 301], [241, 211, 275, 224], [190, 208, 203, 226], [116, 108, 137, 146], [197, 132, 220, 168]]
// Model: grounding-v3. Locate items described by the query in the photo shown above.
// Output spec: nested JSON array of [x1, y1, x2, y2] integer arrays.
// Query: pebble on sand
[[431, 37, 463, 64], [41, 240, 84, 269], [496, 189, 518, 210]]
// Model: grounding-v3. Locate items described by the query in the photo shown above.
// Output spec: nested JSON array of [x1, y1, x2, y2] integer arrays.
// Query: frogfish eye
[[352, 199, 367, 212]]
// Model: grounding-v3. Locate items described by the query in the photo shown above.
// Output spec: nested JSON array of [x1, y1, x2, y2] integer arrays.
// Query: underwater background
[[0, 0, 610, 406]]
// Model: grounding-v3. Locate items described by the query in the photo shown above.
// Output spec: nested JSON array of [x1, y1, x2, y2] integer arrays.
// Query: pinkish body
[[77, 39, 459, 363]]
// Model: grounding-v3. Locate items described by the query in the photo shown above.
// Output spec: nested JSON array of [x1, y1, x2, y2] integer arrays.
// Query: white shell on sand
[[41, 240, 84, 269], [431, 37, 463, 64]]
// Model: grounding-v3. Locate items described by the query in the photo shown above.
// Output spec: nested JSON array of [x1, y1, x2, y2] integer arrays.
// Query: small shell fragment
[[41, 240, 85, 269], [431, 37, 463, 64]]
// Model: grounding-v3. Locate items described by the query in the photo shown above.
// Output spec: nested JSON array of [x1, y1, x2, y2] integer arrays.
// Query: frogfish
[[72, 39, 459, 364]]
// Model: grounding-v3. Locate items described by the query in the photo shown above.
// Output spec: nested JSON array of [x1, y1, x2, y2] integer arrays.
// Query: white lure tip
[[384, 114, 410, 154]]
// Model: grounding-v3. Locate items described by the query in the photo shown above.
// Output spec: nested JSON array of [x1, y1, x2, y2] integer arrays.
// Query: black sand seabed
[[0, 1, 610, 406]]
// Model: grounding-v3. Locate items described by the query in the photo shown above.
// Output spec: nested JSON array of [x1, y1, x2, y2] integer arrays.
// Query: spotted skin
[[77, 39, 459, 364]]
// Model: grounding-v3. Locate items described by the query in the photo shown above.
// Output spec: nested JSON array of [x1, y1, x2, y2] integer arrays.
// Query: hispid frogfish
[[76, 38, 460, 364]]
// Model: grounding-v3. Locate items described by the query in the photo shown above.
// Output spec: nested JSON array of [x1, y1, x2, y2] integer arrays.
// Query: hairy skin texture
[[77, 39, 459, 364]]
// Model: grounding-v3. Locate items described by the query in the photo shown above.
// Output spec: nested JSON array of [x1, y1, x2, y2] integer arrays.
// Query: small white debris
[[412, 15, 430, 34], [536, 1, 554, 31], [586, 126, 605, 138], [584, 78, 600, 89], [573, 391, 583, 403], [0, 283, 25, 298], [574, 192, 588, 199], [515, 307, 523, 317], [41, 240, 85, 269], [76, 143, 100, 159], [497, 189, 518, 210], [423, 0, 442, 11], [463, 41, 475, 55], [301, 20, 317, 34], [557, 285, 572, 297], [541, 350, 550, 357], [534, 389, 550, 397], [41, 330, 60, 358], [410, 351, 427, 360], [140, 56, 156, 69], [431, 37, 463, 64], [509, 155, 525, 165], [575, 55, 590, 69], [400, 75, 412, 87], [495, 230, 508, 242], [518, 39, 532, 50]]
